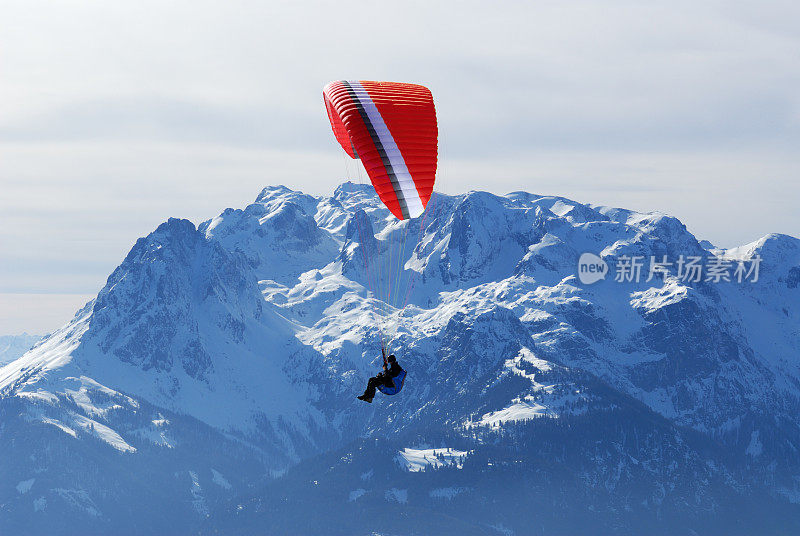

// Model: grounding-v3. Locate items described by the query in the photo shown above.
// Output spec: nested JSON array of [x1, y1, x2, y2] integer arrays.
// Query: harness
[[377, 369, 407, 396], [376, 347, 407, 396]]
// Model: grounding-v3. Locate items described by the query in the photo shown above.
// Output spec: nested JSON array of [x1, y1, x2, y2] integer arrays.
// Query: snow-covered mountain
[[1, 183, 798, 535], [0, 333, 42, 366]]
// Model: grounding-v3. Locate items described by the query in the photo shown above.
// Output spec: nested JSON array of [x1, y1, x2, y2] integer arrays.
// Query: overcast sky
[[1, 0, 798, 334]]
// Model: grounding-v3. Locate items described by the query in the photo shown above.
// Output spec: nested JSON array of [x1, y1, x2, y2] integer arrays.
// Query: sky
[[1, 0, 798, 334]]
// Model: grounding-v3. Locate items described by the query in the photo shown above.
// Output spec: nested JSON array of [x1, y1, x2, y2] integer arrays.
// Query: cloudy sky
[[1, 0, 798, 334]]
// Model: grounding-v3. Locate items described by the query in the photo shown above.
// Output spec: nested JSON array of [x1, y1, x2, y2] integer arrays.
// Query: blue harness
[[377, 369, 407, 396]]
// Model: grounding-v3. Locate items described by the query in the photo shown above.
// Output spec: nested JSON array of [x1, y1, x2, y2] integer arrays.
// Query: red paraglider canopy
[[323, 80, 438, 220]]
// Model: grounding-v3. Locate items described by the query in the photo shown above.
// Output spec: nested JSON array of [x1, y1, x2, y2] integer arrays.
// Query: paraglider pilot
[[357, 348, 403, 403]]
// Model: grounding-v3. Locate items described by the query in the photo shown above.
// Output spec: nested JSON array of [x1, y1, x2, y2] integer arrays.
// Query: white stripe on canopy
[[349, 81, 425, 218]]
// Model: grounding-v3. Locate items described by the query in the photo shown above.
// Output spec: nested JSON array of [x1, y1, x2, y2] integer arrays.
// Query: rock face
[[1, 183, 798, 535]]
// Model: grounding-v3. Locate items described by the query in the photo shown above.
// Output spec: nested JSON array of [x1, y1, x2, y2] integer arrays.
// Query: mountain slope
[[0, 333, 42, 366]]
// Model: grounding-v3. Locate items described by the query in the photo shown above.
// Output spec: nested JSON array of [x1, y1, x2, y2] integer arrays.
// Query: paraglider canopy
[[323, 80, 438, 220]]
